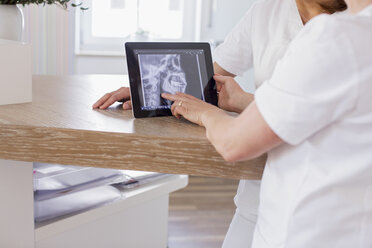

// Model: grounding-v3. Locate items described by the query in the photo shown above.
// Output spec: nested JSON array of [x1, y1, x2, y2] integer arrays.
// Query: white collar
[[357, 3, 372, 16]]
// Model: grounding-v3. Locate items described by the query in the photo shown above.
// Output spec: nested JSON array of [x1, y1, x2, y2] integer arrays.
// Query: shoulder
[[236, 0, 296, 25], [304, 14, 343, 36], [290, 14, 351, 50], [299, 11, 372, 42], [248, 0, 299, 36], [292, 12, 372, 60], [250, 0, 295, 15], [274, 13, 360, 93]]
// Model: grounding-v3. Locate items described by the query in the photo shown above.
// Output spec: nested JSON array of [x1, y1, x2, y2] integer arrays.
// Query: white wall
[[198, 0, 256, 93], [199, 0, 256, 42], [75, 55, 127, 75]]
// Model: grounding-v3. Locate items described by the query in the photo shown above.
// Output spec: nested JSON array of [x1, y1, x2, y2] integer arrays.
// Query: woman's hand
[[92, 87, 132, 110], [214, 75, 253, 113], [161, 92, 224, 127]]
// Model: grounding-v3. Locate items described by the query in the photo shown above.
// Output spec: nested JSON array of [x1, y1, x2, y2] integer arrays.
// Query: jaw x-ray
[[138, 50, 207, 111]]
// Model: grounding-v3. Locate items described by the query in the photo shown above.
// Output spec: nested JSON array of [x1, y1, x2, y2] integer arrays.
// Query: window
[[77, 0, 199, 55]]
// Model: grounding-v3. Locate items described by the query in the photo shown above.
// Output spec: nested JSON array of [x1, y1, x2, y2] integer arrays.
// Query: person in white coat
[[93, 0, 346, 247], [211, 0, 346, 246], [162, 0, 372, 246]]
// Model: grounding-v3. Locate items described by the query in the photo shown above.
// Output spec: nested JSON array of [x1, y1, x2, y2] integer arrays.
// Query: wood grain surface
[[0, 75, 266, 179]]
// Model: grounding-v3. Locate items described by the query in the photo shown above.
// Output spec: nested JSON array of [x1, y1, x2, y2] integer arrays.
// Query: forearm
[[202, 101, 282, 162], [201, 110, 237, 162]]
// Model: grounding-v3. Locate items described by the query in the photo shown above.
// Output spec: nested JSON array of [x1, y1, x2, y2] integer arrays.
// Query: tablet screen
[[126, 42, 217, 118], [135, 49, 209, 111]]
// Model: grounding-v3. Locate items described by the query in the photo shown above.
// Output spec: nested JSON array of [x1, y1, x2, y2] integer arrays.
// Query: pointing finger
[[175, 92, 198, 101], [161, 93, 179, 102]]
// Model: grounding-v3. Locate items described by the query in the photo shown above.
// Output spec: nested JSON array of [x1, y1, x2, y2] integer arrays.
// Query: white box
[[0, 39, 32, 105]]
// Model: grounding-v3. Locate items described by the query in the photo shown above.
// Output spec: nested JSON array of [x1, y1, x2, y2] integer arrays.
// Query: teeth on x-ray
[[139, 54, 188, 107]]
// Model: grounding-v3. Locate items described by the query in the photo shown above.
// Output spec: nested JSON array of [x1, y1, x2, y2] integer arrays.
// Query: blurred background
[[20, 0, 256, 92]]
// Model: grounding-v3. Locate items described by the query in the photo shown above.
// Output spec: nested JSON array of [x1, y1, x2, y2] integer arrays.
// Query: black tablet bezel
[[125, 42, 218, 118]]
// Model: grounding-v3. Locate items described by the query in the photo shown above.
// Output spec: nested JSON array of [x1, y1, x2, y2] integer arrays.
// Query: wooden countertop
[[0, 75, 266, 179]]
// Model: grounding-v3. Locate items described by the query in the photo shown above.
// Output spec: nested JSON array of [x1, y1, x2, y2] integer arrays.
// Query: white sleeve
[[213, 6, 255, 76], [255, 15, 359, 145]]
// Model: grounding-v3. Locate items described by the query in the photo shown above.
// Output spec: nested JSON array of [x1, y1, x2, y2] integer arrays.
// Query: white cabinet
[[0, 159, 188, 248]]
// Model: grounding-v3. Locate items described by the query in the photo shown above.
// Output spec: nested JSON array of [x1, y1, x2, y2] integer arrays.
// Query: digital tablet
[[125, 42, 218, 118]]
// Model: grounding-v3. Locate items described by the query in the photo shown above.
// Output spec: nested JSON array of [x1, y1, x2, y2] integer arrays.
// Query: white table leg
[[0, 159, 34, 248]]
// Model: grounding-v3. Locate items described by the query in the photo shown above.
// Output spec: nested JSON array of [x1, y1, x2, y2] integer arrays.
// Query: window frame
[[75, 0, 200, 56]]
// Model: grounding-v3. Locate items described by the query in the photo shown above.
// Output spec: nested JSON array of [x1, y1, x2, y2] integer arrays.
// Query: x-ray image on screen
[[138, 50, 206, 111]]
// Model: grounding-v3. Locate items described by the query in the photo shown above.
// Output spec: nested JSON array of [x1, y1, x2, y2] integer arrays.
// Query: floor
[[168, 176, 239, 248]]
